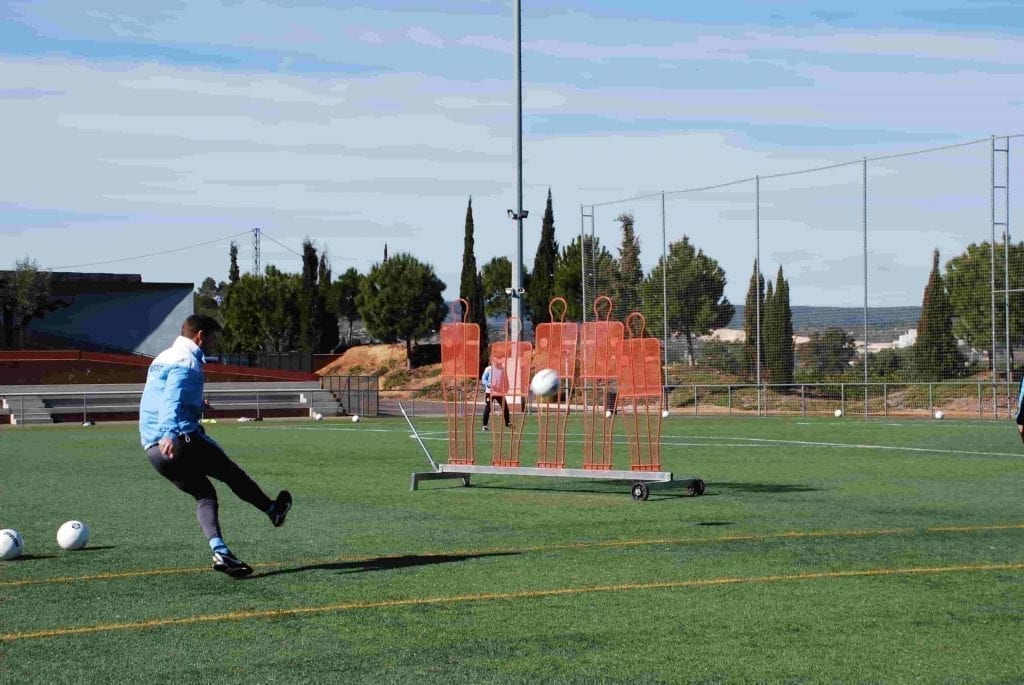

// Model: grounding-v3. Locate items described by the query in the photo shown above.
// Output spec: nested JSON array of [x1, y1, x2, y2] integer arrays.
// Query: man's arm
[[157, 365, 190, 457]]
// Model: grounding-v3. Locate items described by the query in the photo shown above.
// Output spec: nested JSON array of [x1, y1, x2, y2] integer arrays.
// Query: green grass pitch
[[1, 415, 1023, 682]]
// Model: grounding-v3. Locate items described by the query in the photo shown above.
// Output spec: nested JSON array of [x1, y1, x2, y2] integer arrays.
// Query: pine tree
[[742, 260, 765, 379], [612, 213, 642, 320], [459, 197, 488, 359], [527, 189, 559, 325], [915, 249, 960, 380]]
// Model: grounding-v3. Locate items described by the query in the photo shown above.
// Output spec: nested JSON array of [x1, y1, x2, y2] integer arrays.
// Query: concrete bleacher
[[0, 381, 346, 425]]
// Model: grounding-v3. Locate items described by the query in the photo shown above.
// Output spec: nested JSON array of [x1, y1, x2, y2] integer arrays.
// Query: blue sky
[[1, 0, 1021, 308]]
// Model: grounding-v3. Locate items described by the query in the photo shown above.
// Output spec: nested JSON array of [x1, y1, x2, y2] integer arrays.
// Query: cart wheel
[[631, 482, 650, 501], [694, 478, 706, 496]]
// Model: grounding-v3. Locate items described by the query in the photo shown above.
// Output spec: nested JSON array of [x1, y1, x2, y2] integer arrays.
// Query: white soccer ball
[[933, 410, 944, 420], [57, 520, 90, 551], [834, 409, 844, 418], [530, 368, 560, 398], [661, 410, 669, 418], [605, 409, 613, 419], [351, 415, 360, 423], [314, 412, 323, 421], [0, 529, 24, 561]]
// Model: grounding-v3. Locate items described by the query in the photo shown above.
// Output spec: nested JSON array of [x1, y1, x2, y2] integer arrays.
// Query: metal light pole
[[508, 0, 525, 338]]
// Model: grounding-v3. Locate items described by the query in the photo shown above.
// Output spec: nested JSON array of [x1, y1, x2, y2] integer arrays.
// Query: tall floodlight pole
[[508, 0, 525, 338]]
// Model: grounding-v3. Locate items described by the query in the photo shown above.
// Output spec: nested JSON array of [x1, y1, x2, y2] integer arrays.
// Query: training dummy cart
[[409, 298, 705, 500]]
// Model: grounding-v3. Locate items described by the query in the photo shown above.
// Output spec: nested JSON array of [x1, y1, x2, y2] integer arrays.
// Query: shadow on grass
[[466, 482, 703, 500], [248, 551, 520, 580], [714, 481, 821, 494], [11, 553, 59, 561], [696, 521, 734, 526]]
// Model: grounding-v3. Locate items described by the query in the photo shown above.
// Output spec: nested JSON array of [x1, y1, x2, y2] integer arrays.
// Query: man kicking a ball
[[139, 314, 292, 578]]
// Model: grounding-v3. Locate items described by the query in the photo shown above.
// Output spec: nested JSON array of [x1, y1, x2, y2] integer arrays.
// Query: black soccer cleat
[[269, 490, 292, 528], [212, 551, 253, 579]]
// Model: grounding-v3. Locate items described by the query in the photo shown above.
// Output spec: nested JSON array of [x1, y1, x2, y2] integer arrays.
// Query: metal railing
[[0, 386, 365, 424], [666, 381, 1017, 419]]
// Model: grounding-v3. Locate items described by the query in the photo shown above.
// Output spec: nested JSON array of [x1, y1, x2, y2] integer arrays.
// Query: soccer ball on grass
[[0, 529, 24, 560], [57, 520, 90, 551]]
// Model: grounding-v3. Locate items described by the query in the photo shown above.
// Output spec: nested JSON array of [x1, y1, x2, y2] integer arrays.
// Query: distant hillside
[[728, 306, 920, 340]]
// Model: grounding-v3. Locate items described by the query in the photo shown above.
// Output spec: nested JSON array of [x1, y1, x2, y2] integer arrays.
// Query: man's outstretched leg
[[197, 432, 292, 528], [146, 440, 254, 578]]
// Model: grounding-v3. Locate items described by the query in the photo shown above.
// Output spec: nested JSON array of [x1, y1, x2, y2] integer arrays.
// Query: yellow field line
[[3, 561, 1022, 643], [2, 522, 1022, 589]]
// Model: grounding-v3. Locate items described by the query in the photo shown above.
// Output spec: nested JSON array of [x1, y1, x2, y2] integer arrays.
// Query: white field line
[[266, 425, 1018, 458]]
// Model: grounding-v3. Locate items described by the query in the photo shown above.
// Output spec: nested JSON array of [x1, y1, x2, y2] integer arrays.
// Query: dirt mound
[[316, 344, 444, 396], [316, 344, 407, 377]]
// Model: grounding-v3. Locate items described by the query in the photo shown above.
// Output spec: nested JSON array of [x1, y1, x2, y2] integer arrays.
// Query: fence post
[[801, 385, 806, 417], [20, 395, 24, 426], [728, 385, 732, 416], [928, 383, 933, 416], [83, 394, 88, 423], [978, 382, 983, 419], [256, 389, 261, 421], [883, 384, 887, 418], [840, 384, 845, 416], [693, 386, 698, 417]]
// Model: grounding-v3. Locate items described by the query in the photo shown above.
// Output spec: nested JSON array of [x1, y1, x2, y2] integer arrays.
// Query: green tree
[[763, 267, 794, 385], [228, 241, 240, 285], [742, 260, 765, 379], [333, 267, 363, 343], [914, 249, 960, 380], [611, 212, 643, 320], [481, 256, 512, 318], [194, 277, 226, 324], [527, 189, 559, 324], [801, 327, 856, 379], [318, 250, 339, 353], [459, 197, 488, 358], [775, 267, 795, 384], [640, 236, 734, 365], [263, 265, 302, 352], [2, 257, 52, 348], [553, 235, 617, 321], [221, 273, 267, 353], [946, 241, 1024, 358], [357, 253, 447, 366], [298, 239, 326, 352]]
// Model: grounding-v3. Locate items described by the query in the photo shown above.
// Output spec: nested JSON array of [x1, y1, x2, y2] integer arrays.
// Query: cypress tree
[[459, 197, 488, 359], [775, 266, 794, 384], [299, 238, 322, 352], [527, 189, 559, 325], [742, 260, 765, 379], [763, 280, 777, 383], [915, 249, 959, 380], [228, 241, 240, 285]]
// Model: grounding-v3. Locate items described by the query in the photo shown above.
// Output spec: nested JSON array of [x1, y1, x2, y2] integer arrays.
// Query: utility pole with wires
[[252, 227, 261, 275]]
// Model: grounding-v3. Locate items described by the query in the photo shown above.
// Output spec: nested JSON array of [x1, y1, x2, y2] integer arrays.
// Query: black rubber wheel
[[631, 482, 650, 501]]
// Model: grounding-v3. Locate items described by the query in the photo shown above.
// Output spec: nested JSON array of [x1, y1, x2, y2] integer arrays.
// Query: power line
[[585, 132, 1024, 208], [259, 231, 303, 258], [48, 230, 251, 271]]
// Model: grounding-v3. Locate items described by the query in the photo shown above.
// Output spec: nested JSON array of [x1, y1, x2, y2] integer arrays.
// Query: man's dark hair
[[182, 314, 223, 338]]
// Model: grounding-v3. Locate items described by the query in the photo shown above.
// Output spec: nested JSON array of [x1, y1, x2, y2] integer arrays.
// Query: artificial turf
[[1, 415, 1023, 683]]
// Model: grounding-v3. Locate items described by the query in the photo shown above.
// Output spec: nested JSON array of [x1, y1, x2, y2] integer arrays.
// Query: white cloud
[[405, 26, 445, 49]]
